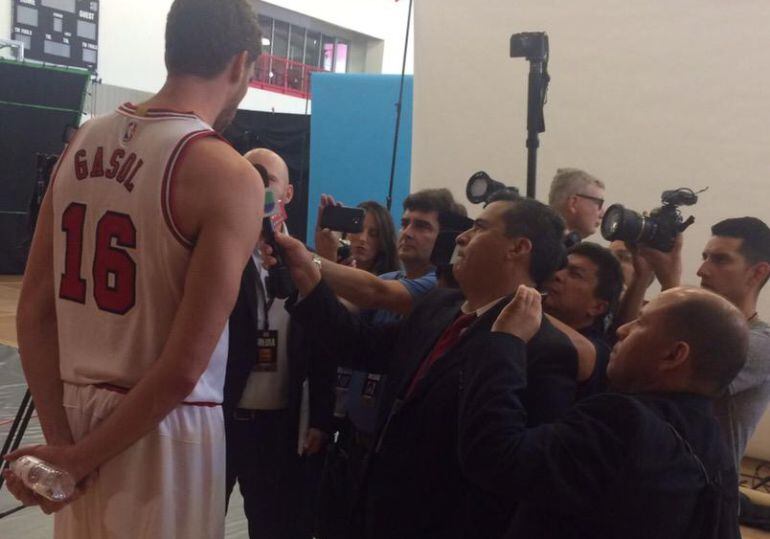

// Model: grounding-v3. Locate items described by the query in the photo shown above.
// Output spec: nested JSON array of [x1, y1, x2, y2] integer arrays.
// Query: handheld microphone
[[255, 164, 296, 299]]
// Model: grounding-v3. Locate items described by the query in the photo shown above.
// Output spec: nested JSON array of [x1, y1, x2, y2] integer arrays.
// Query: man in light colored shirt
[[223, 148, 335, 539]]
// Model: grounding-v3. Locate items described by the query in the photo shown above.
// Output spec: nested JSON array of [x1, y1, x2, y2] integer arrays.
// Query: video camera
[[430, 172, 520, 275], [466, 171, 520, 205], [601, 188, 702, 252]]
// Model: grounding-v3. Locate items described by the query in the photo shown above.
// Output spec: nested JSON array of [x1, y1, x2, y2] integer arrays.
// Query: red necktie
[[406, 312, 476, 398]]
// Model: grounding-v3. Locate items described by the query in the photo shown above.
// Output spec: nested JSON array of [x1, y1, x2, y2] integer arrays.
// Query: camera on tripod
[[601, 188, 702, 252], [510, 32, 549, 62]]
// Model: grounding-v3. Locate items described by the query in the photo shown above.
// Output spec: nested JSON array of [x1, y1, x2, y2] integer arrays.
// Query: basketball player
[[3, 1, 264, 538]]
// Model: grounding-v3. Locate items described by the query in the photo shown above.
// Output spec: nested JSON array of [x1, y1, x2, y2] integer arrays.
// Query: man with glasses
[[548, 168, 606, 242]]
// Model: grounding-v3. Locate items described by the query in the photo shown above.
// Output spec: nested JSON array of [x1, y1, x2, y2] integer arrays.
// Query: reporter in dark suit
[[263, 194, 578, 539], [224, 149, 335, 539], [461, 285, 744, 539]]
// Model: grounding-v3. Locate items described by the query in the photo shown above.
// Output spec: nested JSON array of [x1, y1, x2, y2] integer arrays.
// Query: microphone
[[254, 164, 296, 299]]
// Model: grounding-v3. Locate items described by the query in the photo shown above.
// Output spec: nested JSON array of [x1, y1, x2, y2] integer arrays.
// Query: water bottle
[[9, 455, 76, 502]]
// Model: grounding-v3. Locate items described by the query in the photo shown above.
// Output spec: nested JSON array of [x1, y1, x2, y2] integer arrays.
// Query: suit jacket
[[289, 282, 578, 539], [457, 334, 740, 539], [223, 259, 336, 448]]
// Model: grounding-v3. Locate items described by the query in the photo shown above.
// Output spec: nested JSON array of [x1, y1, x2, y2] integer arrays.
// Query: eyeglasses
[[575, 193, 604, 209]]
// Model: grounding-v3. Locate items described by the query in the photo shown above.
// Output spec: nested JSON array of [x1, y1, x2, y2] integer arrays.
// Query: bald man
[[245, 148, 294, 209], [461, 286, 746, 539], [223, 148, 334, 539]]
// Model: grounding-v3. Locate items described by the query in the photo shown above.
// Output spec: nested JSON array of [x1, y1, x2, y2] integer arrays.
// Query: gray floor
[[0, 344, 249, 539]]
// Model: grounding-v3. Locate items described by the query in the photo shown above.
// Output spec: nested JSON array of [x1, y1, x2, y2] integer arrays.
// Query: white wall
[[97, 0, 172, 92], [413, 0, 770, 300]]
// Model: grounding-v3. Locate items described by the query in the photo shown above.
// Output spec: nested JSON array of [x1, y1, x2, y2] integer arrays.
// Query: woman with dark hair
[[349, 200, 399, 275]]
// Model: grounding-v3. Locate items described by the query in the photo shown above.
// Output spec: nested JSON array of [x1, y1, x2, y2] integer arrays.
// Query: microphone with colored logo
[[255, 164, 296, 299]]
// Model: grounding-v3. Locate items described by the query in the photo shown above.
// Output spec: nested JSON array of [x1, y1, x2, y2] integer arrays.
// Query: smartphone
[[320, 206, 365, 233]]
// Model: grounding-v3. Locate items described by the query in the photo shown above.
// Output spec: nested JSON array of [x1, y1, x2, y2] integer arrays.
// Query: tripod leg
[[0, 390, 35, 491], [1, 390, 31, 458], [12, 398, 36, 454]]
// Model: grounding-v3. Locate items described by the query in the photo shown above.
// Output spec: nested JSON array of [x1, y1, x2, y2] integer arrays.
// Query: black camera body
[[601, 188, 699, 252], [510, 32, 549, 62]]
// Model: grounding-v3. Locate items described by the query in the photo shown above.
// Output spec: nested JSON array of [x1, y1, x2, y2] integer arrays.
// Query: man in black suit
[[264, 194, 578, 538], [224, 148, 335, 539], [461, 285, 745, 539]]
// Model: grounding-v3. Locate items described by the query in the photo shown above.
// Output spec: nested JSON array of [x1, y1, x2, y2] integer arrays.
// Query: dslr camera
[[601, 188, 700, 252], [510, 32, 549, 62]]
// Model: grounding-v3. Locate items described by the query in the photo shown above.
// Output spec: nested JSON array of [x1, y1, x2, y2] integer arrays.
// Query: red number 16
[[59, 202, 137, 315]]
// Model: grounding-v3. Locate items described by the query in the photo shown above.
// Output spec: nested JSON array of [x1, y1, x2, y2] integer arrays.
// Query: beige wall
[[413, 0, 770, 293], [413, 0, 770, 457]]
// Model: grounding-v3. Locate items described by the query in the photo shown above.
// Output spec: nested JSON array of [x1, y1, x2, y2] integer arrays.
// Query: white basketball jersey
[[51, 103, 227, 403]]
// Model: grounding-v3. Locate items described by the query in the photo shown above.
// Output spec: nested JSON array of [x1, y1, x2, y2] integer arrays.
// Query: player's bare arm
[[16, 187, 74, 447]]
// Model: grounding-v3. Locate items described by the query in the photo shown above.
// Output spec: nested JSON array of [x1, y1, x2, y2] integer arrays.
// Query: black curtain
[[0, 63, 87, 274], [223, 110, 311, 243]]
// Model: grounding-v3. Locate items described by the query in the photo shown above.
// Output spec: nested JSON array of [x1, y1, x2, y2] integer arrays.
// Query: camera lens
[[600, 204, 646, 244], [466, 173, 490, 204]]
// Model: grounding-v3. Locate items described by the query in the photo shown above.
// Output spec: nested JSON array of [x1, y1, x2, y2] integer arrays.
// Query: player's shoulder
[[178, 136, 262, 192]]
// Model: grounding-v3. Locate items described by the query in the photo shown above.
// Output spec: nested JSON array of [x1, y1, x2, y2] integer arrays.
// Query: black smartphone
[[320, 206, 365, 233]]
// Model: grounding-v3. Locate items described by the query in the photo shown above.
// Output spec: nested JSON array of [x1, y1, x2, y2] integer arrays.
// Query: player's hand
[[302, 428, 329, 456], [492, 285, 542, 342], [3, 445, 91, 514]]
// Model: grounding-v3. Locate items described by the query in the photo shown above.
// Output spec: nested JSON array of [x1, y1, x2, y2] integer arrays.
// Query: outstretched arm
[[319, 258, 420, 315]]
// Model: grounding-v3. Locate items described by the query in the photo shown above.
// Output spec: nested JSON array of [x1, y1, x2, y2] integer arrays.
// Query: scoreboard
[[12, 0, 99, 71]]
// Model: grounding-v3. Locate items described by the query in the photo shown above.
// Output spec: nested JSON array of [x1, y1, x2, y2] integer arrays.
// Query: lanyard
[[254, 267, 275, 332]]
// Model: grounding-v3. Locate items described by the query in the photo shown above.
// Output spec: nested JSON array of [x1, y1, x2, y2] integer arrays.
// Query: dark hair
[[357, 201, 400, 275], [712, 217, 770, 288], [165, 0, 262, 78], [711, 217, 770, 265], [403, 188, 458, 216], [661, 290, 749, 395], [569, 242, 624, 323], [486, 191, 567, 286]]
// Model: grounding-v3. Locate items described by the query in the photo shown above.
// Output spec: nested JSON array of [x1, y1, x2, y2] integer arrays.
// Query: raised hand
[[315, 194, 343, 260], [492, 285, 543, 343]]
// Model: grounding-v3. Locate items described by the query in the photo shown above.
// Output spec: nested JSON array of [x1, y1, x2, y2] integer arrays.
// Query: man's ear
[[749, 261, 770, 289], [565, 195, 579, 216], [284, 184, 295, 204], [228, 51, 251, 84], [659, 340, 690, 372], [506, 237, 533, 260]]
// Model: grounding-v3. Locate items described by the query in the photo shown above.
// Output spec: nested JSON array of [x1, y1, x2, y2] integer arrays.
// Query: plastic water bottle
[[9, 455, 76, 502]]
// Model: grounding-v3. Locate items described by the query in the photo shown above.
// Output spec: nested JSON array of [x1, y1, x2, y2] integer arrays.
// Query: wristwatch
[[311, 253, 323, 271]]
